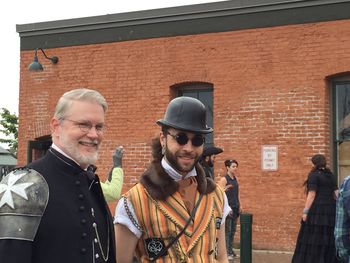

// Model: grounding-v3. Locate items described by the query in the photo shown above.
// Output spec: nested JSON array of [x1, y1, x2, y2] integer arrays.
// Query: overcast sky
[[1, 0, 220, 115]]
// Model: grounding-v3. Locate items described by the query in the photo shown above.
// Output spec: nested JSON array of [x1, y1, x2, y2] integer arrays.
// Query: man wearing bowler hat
[[114, 96, 230, 263]]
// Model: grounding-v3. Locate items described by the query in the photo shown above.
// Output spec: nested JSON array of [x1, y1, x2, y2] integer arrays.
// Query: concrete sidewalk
[[230, 249, 293, 263]]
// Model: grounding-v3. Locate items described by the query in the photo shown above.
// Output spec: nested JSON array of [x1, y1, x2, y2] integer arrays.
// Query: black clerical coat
[[0, 148, 116, 263]]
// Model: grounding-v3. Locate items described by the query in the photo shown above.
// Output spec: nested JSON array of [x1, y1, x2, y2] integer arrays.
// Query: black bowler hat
[[202, 146, 223, 157], [157, 97, 213, 134]]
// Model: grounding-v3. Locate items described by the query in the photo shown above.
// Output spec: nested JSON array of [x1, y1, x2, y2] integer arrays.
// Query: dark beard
[[164, 146, 198, 174]]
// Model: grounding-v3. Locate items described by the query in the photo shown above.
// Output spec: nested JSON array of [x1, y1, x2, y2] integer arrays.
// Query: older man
[[0, 88, 116, 263]]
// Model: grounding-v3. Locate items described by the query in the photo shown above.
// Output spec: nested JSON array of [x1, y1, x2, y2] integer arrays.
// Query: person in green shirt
[[101, 146, 124, 202]]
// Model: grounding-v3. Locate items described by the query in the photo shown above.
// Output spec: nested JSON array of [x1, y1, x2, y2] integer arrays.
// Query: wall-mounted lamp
[[28, 48, 59, 71]]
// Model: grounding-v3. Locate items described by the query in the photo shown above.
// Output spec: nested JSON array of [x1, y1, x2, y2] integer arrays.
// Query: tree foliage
[[0, 108, 18, 154]]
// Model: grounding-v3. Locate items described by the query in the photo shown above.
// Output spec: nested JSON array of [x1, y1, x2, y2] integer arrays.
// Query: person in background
[[292, 154, 339, 263], [200, 145, 223, 180], [101, 146, 124, 202], [334, 174, 350, 261], [0, 88, 116, 263], [218, 159, 241, 260], [114, 96, 230, 263]]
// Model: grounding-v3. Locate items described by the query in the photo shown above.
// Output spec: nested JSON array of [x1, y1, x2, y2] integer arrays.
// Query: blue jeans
[[225, 213, 238, 255]]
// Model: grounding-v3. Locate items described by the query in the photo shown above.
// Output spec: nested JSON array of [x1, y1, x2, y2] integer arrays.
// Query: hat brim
[[203, 146, 223, 156], [157, 119, 213, 134]]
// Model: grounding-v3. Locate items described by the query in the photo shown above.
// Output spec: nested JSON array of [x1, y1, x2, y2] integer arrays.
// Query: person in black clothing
[[292, 154, 339, 263], [0, 88, 116, 263], [218, 159, 241, 260], [200, 145, 223, 180]]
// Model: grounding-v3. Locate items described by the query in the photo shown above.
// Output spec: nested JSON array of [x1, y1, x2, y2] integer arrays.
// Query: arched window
[[27, 135, 52, 164]]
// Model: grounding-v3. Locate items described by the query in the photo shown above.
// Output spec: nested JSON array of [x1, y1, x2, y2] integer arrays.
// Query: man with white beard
[[0, 88, 116, 263]]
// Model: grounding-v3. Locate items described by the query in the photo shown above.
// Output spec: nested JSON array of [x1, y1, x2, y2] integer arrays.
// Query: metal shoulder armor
[[0, 168, 49, 241]]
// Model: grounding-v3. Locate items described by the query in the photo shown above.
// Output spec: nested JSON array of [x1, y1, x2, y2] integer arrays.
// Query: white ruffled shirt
[[114, 158, 231, 238]]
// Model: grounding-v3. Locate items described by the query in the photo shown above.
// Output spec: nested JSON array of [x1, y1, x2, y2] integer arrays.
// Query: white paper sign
[[262, 145, 278, 171]]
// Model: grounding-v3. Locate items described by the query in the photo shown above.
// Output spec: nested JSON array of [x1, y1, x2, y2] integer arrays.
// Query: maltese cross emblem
[[0, 171, 34, 209]]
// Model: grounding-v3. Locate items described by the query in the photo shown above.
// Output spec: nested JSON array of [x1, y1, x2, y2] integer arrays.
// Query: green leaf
[[0, 107, 18, 156]]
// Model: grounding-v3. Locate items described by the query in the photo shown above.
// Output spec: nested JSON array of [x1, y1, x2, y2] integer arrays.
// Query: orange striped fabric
[[126, 183, 225, 262]]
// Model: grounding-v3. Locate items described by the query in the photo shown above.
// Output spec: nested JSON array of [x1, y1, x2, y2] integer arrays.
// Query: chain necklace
[[91, 208, 110, 262], [123, 196, 143, 232], [50, 148, 109, 261], [49, 148, 76, 168]]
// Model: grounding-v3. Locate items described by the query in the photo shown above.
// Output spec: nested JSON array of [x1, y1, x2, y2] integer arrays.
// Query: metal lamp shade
[[28, 56, 44, 71]]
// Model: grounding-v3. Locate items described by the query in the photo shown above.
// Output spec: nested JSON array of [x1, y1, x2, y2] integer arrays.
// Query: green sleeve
[[100, 167, 124, 202]]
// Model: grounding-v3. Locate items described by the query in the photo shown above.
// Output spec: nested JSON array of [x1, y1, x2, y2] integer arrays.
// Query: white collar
[[51, 143, 87, 170], [161, 157, 197, 182]]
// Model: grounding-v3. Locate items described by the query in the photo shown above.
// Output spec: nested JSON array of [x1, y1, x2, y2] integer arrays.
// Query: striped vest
[[126, 183, 224, 262]]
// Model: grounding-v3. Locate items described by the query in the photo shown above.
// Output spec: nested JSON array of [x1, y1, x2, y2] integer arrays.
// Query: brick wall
[[18, 19, 350, 251]]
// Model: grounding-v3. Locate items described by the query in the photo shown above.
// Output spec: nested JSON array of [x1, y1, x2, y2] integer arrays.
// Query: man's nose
[[87, 126, 100, 138], [182, 139, 194, 151]]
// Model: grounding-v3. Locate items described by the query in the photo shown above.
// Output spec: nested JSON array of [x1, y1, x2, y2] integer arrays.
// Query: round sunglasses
[[166, 132, 205, 147]]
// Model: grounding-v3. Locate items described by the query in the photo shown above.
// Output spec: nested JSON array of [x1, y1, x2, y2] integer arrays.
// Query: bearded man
[[0, 88, 116, 263], [114, 96, 230, 263]]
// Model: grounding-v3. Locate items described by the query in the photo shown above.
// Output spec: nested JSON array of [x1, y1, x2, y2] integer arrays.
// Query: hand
[[225, 185, 233, 191], [113, 146, 124, 168], [302, 214, 307, 222]]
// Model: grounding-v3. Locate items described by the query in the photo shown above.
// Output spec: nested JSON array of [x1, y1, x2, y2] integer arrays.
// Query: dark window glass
[[333, 80, 350, 184], [177, 83, 213, 146], [335, 83, 350, 141]]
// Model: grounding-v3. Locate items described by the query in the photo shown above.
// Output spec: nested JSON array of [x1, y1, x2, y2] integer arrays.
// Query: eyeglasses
[[166, 131, 205, 147], [63, 119, 105, 134]]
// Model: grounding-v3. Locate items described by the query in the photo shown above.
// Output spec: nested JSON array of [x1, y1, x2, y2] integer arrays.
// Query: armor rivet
[[95, 254, 100, 258], [94, 238, 98, 243], [18, 228, 22, 232]]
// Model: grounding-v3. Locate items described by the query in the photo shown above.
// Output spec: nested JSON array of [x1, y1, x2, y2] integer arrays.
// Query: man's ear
[[159, 131, 166, 148], [50, 117, 60, 136]]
